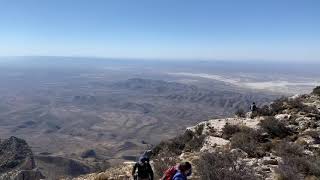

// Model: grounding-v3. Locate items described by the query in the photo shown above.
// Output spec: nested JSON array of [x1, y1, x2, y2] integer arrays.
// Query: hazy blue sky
[[0, 0, 319, 61]]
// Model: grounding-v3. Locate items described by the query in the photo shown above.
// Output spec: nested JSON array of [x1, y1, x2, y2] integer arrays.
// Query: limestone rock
[[230, 148, 248, 158], [200, 136, 230, 152], [275, 114, 291, 121]]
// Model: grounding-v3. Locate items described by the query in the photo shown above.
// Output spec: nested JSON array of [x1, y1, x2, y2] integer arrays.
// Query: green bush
[[277, 155, 320, 179], [275, 141, 304, 157], [152, 130, 194, 155], [276, 161, 303, 180], [287, 98, 305, 109], [257, 105, 272, 116], [222, 124, 241, 139], [152, 129, 205, 155], [184, 134, 206, 152], [262, 96, 317, 116], [230, 127, 264, 157], [275, 141, 320, 178], [270, 97, 288, 114], [153, 153, 177, 179], [313, 86, 320, 95], [235, 108, 246, 118], [196, 152, 258, 180], [286, 98, 318, 114], [259, 116, 292, 138]]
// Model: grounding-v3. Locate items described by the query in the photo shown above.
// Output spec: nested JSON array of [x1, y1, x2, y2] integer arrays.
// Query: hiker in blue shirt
[[172, 162, 192, 180]]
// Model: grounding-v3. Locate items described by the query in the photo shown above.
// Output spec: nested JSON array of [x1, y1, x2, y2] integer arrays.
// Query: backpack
[[162, 166, 177, 180], [136, 162, 152, 178]]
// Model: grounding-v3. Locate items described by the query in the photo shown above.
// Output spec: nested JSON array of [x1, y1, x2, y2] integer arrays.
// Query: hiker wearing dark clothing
[[250, 102, 257, 112], [250, 102, 258, 118], [132, 157, 154, 180], [162, 162, 192, 180]]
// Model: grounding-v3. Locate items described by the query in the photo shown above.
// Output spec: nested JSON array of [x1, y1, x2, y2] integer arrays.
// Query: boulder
[[200, 136, 230, 152], [262, 156, 278, 165], [230, 148, 248, 158], [275, 114, 291, 121]]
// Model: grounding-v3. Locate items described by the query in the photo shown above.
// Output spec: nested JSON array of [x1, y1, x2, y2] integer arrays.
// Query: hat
[[139, 156, 149, 163]]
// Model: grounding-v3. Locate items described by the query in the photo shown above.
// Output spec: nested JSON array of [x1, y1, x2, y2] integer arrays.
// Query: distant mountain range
[[0, 77, 279, 179]]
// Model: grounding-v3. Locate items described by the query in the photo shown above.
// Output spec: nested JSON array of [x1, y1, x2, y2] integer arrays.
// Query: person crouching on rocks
[[132, 156, 154, 180]]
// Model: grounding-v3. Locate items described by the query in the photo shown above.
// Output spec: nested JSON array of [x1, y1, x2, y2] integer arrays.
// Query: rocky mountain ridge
[[70, 87, 320, 180], [0, 136, 44, 180]]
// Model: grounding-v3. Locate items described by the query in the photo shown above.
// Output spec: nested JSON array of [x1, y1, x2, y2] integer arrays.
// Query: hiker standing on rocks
[[132, 156, 154, 180], [250, 102, 257, 112], [162, 162, 192, 180], [250, 102, 258, 118]]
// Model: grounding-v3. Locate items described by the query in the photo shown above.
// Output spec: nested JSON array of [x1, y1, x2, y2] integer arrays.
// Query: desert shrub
[[275, 141, 304, 157], [152, 129, 205, 155], [257, 105, 272, 116], [152, 130, 194, 155], [277, 155, 320, 179], [275, 141, 320, 178], [268, 96, 312, 115], [287, 98, 305, 109], [312, 86, 320, 96], [195, 124, 205, 136], [304, 130, 320, 139], [196, 152, 258, 180], [230, 127, 264, 157], [261, 141, 275, 152], [276, 161, 303, 180], [206, 123, 216, 135], [153, 153, 177, 179], [270, 97, 287, 114], [303, 105, 320, 114], [184, 134, 206, 152], [259, 116, 292, 138], [286, 98, 318, 114], [235, 108, 246, 117], [304, 131, 320, 144], [222, 124, 241, 139]]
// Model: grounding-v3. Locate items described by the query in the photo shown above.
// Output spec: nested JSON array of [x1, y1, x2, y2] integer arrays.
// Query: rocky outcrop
[[0, 169, 44, 180], [0, 136, 35, 172], [180, 94, 320, 179], [0, 136, 44, 180]]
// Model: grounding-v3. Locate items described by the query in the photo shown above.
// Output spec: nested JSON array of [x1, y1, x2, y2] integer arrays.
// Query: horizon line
[[0, 55, 319, 64]]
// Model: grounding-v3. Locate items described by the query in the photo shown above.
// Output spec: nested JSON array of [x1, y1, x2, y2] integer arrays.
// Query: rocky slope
[[69, 89, 320, 180], [0, 136, 44, 180]]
